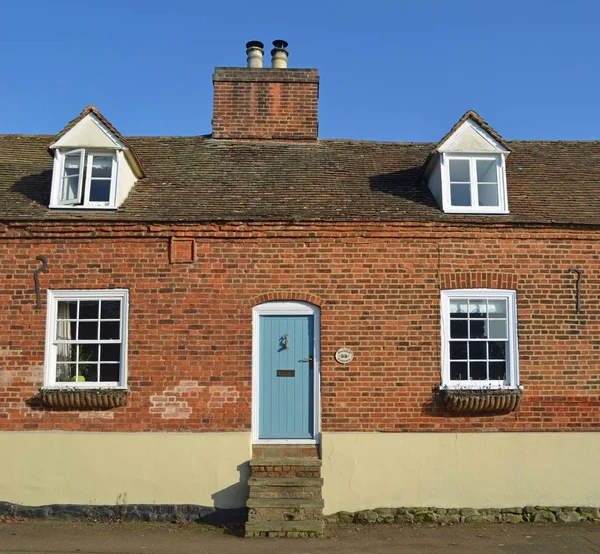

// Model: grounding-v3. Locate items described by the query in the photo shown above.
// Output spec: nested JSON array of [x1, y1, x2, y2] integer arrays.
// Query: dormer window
[[426, 111, 511, 215], [48, 105, 146, 211], [444, 154, 507, 212], [58, 149, 118, 207]]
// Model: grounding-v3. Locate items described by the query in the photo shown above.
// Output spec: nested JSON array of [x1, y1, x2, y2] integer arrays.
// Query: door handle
[[302, 356, 314, 369]]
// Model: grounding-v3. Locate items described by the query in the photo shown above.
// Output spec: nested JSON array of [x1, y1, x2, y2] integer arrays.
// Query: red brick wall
[[0, 222, 599, 432], [212, 68, 319, 140]]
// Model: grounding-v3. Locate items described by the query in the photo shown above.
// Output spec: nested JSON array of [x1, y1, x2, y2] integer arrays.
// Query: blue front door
[[259, 315, 314, 439]]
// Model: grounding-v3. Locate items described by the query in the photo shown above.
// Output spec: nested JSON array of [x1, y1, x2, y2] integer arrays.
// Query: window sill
[[438, 388, 523, 413], [39, 388, 128, 409], [48, 205, 118, 211], [442, 208, 510, 215]]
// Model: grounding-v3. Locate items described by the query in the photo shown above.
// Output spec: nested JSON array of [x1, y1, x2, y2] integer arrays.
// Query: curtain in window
[[56, 302, 72, 382]]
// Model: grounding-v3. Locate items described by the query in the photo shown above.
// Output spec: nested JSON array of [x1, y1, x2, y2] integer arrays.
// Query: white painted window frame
[[252, 301, 321, 444], [440, 289, 520, 390], [441, 153, 509, 214], [50, 149, 119, 209], [44, 289, 129, 389]]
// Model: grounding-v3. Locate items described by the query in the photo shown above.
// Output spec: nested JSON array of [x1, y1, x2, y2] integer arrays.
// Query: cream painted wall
[[116, 150, 138, 204], [321, 432, 600, 514], [3, 431, 598, 511], [53, 116, 119, 149], [442, 125, 498, 152], [0, 432, 251, 507]]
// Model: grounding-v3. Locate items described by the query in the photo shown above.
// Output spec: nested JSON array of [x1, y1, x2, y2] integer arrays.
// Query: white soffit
[[50, 114, 126, 150], [438, 119, 509, 154]]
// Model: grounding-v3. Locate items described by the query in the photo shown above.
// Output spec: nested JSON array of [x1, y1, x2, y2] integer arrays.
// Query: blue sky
[[1, 0, 599, 141]]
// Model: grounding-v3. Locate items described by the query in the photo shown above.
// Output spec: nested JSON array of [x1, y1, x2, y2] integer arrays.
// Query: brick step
[[248, 477, 323, 487], [249, 457, 322, 479], [248, 477, 323, 499], [252, 444, 320, 459], [249, 458, 322, 467], [245, 520, 325, 538]]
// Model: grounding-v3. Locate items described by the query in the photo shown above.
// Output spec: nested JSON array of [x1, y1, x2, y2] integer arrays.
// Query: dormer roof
[[433, 110, 511, 156], [48, 105, 146, 178]]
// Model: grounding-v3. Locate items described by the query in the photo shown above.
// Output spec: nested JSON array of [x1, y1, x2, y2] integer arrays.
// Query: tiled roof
[[0, 133, 599, 225]]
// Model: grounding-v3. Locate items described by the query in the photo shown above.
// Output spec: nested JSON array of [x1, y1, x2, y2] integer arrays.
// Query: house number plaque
[[335, 347, 354, 364]]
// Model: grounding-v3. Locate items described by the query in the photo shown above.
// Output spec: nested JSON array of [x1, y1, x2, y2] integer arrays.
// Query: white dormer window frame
[[50, 148, 120, 210], [440, 152, 508, 214]]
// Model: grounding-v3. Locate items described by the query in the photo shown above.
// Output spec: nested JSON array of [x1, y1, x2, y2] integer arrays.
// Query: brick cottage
[[0, 40, 599, 536]]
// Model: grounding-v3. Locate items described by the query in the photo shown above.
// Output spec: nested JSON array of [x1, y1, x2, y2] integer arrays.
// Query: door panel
[[259, 315, 314, 439]]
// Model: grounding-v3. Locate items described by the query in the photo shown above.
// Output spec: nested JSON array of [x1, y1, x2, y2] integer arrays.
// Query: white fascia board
[[437, 119, 509, 155]]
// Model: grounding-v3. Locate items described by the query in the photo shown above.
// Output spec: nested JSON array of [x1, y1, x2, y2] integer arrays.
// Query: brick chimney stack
[[212, 40, 319, 141]]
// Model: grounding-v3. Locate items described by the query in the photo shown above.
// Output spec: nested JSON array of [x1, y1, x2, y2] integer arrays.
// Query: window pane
[[450, 182, 471, 206], [100, 343, 121, 362], [100, 321, 120, 340], [80, 344, 99, 362], [450, 341, 468, 360], [470, 320, 486, 338], [80, 301, 99, 319], [63, 176, 80, 201], [64, 155, 81, 174], [478, 183, 499, 207], [84, 364, 99, 382], [469, 299, 487, 317], [91, 156, 113, 178], [488, 319, 507, 339], [100, 363, 120, 382], [56, 363, 76, 382], [450, 300, 468, 317], [89, 180, 111, 202], [469, 342, 487, 360], [470, 362, 487, 380], [476, 159, 497, 183], [449, 159, 470, 182], [488, 299, 507, 318], [62, 155, 82, 202], [489, 341, 506, 359], [450, 362, 467, 381], [57, 301, 77, 320], [56, 342, 75, 363], [489, 361, 506, 380], [101, 301, 121, 319], [78, 321, 98, 340], [56, 320, 76, 341], [450, 320, 468, 339]]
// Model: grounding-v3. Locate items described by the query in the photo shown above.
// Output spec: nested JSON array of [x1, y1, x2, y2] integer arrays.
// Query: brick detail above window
[[440, 272, 517, 291]]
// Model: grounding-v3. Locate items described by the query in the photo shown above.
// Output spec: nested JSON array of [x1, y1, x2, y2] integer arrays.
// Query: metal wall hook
[[33, 255, 48, 310], [568, 267, 582, 314]]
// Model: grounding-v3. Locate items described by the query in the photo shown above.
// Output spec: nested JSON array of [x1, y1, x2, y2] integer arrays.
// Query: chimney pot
[[271, 39, 289, 69], [246, 40, 265, 68]]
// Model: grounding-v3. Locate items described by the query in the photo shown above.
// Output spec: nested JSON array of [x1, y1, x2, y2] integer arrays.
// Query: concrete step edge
[[247, 498, 324, 508], [245, 521, 325, 532]]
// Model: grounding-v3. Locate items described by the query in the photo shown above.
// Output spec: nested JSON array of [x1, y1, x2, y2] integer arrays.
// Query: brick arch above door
[[249, 291, 325, 308]]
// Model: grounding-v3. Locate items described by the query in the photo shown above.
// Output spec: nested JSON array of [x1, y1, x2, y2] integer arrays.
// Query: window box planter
[[39, 389, 128, 409], [439, 388, 522, 413]]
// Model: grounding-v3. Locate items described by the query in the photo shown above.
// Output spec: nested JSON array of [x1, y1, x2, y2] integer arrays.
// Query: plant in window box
[[38, 387, 128, 409], [437, 385, 523, 413]]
